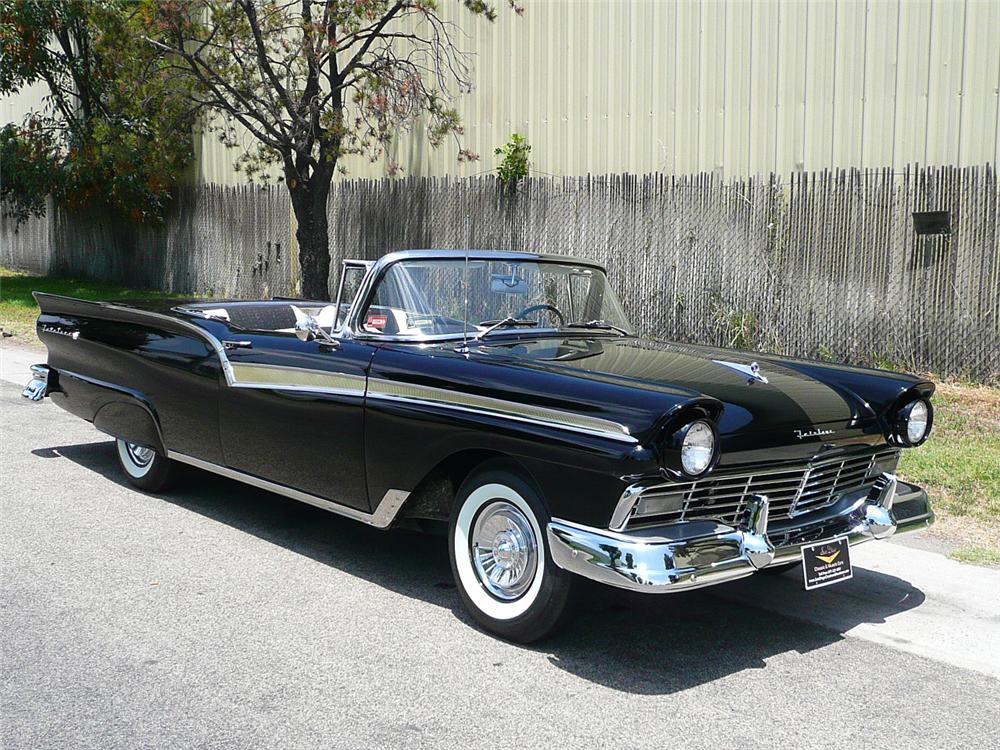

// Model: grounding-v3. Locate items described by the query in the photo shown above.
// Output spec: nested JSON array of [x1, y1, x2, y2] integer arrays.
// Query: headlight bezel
[[894, 397, 933, 447]]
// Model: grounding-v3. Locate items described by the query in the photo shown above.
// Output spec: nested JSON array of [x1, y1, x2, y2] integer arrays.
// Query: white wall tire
[[115, 439, 174, 491], [448, 463, 575, 642]]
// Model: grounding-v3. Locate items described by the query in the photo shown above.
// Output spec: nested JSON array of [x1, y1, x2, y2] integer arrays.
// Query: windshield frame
[[343, 251, 632, 343]]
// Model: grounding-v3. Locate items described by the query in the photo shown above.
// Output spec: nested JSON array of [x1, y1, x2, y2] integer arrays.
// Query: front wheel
[[448, 464, 576, 643], [115, 439, 174, 492]]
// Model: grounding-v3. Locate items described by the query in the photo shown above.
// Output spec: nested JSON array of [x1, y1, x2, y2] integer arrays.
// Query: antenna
[[461, 249, 470, 352]]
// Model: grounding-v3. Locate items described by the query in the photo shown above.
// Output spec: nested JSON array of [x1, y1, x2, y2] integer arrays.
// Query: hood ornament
[[713, 359, 769, 385]]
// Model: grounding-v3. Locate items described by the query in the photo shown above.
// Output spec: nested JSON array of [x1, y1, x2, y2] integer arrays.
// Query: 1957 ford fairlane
[[23, 250, 935, 642]]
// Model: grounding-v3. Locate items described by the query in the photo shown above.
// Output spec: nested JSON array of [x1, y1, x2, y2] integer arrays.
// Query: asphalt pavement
[[2, 344, 999, 749]]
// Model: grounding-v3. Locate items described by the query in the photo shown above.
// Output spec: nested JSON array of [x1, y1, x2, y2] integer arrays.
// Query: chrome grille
[[626, 447, 901, 528]]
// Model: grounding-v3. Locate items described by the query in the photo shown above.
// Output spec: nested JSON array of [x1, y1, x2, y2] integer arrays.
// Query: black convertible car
[[23, 250, 935, 642]]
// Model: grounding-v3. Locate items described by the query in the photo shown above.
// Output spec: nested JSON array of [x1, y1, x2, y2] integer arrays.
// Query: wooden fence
[[0, 185, 293, 299], [2, 166, 998, 382]]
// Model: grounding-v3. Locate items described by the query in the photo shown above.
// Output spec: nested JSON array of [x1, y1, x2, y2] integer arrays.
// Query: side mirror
[[292, 310, 339, 350], [295, 316, 318, 342]]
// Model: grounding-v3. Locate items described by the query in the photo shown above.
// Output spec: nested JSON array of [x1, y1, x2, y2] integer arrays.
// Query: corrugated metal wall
[[2, 0, 998, 184], [0, 80, 48, 127], [193, 0, 1000, 183]]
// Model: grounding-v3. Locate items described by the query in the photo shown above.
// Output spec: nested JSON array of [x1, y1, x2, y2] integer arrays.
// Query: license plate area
[[801, 536, 852, 590]]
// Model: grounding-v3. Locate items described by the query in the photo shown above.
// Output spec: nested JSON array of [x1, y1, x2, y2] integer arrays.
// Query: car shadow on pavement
[[540, 573, 924, 693], [35, 439, 928, 696]]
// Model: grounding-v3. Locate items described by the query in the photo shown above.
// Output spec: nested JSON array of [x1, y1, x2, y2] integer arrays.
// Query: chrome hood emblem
[[713, 359, 769, 385]]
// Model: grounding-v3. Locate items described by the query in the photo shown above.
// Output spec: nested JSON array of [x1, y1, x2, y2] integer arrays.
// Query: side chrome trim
[[47, 298, 240, 387], [166, 451, 409, 529], [53, 299, 359, 397], [55, 298, 634, 443], [366, 377, 636, 443]]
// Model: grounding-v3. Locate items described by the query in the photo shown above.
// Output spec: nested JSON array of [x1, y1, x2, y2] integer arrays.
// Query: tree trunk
[[290, 180, 332, 300]]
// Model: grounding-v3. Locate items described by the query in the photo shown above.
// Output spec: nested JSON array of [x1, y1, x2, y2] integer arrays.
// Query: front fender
[[363, 398, 651, 528]]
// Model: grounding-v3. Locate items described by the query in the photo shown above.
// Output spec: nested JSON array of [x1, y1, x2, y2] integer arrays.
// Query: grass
[[3, 268, 998, 564], [949, 545, 1000, 566], [898, 381, 1000, 563], [0, 268, 185, 346]]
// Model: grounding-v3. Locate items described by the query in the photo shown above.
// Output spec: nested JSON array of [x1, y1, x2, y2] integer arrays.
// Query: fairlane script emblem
[[41, 325, 79, 340], [794, 427, 835, 440], [713, 359, 769, 385]]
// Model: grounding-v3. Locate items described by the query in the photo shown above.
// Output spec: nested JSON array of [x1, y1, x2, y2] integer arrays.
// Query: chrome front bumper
[[547, 475, 934, 593]]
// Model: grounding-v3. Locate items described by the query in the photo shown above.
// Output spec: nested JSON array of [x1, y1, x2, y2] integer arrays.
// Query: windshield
[[357, 258, 633, 338]]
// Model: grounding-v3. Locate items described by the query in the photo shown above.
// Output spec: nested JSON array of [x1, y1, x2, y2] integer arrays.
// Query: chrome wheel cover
[[125, 442, 154, 467], [470, 501, 539, 601]]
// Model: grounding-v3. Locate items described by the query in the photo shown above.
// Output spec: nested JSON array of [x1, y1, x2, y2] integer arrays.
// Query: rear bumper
[[547, 478, 933, 593], [21, 364, 52, 401]]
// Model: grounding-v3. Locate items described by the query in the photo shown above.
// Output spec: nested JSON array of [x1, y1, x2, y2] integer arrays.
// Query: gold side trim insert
[[367, 378, 635, 443], [229, 362, 366, 395]]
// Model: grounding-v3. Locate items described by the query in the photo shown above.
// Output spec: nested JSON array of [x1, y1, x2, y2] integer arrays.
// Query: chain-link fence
[[329, 166, 999, 382], [3, 166, 998, 381]]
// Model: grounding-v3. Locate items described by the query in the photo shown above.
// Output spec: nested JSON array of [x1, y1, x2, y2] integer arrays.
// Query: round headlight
[[681, 421, 715, 475], [902, 399, 930, 444]]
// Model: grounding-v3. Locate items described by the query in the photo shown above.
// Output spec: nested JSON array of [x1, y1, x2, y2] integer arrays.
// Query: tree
[[148, 0, 522, 299], [0, 0, 195, 223]]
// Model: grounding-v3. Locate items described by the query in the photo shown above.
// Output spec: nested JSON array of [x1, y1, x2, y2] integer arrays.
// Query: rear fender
[[94, 401, 164, 454], [52, 370, 166, 454]]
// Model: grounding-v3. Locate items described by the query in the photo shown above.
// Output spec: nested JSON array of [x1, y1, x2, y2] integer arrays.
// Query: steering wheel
[[515, 303, 565, 327]]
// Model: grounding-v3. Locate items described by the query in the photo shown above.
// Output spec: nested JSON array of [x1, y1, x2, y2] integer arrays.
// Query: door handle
[[223, 340, 253, 350]]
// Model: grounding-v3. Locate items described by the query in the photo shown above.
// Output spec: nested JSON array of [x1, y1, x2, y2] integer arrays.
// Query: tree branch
[[236, 0, 299, 121], [339, 2, 409, 81]]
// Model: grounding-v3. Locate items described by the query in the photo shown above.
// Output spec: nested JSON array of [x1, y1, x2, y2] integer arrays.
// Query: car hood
[[470, 336, 891, 440]]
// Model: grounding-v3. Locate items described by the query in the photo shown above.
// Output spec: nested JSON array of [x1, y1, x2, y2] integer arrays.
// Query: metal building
[[3, 0, 998, 184], [370, 0, 1000, 182]]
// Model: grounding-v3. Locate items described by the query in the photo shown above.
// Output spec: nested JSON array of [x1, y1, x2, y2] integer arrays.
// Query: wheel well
[[93, 399, 165, 454], [399, 449, 533, 522]]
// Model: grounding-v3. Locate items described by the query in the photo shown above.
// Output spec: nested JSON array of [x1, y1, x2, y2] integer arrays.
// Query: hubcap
[[125, 442, 154, 467], [470, 501, 538, 601]]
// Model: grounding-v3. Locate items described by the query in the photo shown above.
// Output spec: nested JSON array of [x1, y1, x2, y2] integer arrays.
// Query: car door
[[218, 329, 375, 512]]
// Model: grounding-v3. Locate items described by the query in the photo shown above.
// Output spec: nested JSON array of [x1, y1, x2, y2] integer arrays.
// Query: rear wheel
[[448, 464, 576, 643], [115, 439, 174, 492]]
